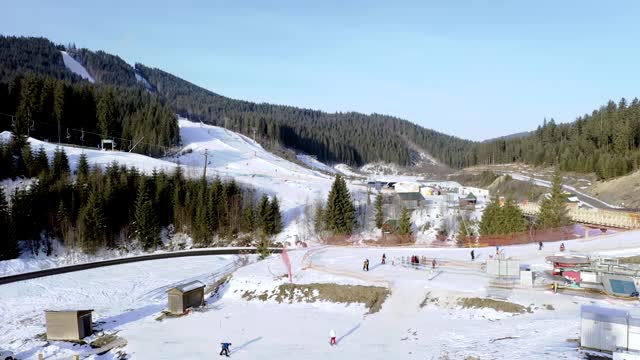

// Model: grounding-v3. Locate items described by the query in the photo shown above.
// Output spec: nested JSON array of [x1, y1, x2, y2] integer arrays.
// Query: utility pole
[[252, 127, 257, 141], [202, 149, 209, 180]]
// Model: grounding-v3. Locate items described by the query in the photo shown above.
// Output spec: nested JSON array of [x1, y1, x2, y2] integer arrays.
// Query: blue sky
[[2, 0, 640, 140]]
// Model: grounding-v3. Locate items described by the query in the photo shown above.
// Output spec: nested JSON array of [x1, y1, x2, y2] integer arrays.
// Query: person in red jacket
[[329, 329, 337, 346]]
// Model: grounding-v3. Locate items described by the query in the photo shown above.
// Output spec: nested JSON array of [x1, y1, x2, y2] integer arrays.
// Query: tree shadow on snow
[[232, 336, 263, 353], [337, 323, 361, 345]]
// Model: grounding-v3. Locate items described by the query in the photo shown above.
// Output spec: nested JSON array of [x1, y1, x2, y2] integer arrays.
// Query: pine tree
[[502, 199, 527, 233], [257, 194, 270, 234], [52, 147, 70, 180], [33, 146, 49, 176], [397, 207, 412, 235], [256, 232, 271, 260], [270, 196, 282, 235], [78, 190, 106, 253], [262, 197, 275, 235], [21, 143, 33, 177], [53, 81, 65, 141], [77, 153, 89, 181], [479, 199, 501, 235], [537, 169, 571, 229], [324, 175, 355, 234], [314, 202, 324, 234], [0, 186, 18, 260], [243, 202, 255, 233], [97, 87, 118, 138], [134, 179, 161, 250], [374, 193, 384, 229]]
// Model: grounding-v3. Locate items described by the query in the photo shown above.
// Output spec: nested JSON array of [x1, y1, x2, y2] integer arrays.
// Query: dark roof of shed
[[398, 192, 424, 201]]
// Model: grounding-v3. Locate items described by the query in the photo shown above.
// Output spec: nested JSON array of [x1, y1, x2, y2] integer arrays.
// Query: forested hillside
[[0, 73, 178, 156], [70, 46, 138, 87], [474, 98, 640, 179], [2, 35, 640, 179], [0, 148, 282, 259], [136, 64, 473, 167], [0, 36, 80, 82]]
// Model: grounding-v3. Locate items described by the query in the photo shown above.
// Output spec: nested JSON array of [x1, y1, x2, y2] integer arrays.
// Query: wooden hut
[[45, 310, 93, 341], [168, 280, 206, 314]]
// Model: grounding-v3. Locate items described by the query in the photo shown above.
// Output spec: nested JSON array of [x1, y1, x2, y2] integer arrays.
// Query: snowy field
[[4, 231, 640, 359], [0, 255, 239, 359]]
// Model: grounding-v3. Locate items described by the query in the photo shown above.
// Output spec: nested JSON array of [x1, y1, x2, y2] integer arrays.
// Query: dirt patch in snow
[[241, 283, 391, 313], [457, 297, 530, 314]]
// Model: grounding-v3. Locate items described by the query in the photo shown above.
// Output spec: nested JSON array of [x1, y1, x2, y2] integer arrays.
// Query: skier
[[432, 258, 436, 269], [366, 259, 370, 271], [382, 253, 386, 265], [219, 342, 232, 357], [495, 246, 499, 256], [560, 243, 565, 252], [538, 241, 543, 250], [329, 329, 337, 346], [470, 249, 475, 261], [363, 259, 367, 271]]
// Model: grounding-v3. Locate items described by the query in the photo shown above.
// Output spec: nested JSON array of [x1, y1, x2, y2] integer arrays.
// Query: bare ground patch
[[457, 297, 530, 314], [242, 283, 391, 314]]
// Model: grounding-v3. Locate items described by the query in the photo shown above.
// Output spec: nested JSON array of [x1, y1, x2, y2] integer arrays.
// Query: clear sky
[[2, 0, 639, 140]]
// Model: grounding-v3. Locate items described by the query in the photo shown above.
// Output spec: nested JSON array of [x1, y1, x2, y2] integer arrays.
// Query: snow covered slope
[[297, 154, 338, 174], [60, 51, 95, 83], [169, 119, 336, 245], [0, 117, 343, 246]]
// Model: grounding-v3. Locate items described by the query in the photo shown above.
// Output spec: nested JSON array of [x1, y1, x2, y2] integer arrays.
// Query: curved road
[[0, 247, 282, 285]]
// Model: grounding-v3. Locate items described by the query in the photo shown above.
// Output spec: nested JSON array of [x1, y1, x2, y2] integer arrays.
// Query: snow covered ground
[[5, 231, 640, 359], [0, 255, 240, 359], [296, 154, 338, 174], [60, 51, 95, 83]]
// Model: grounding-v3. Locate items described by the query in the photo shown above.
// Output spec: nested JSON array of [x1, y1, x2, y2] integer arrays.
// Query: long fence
[[0, 247, 282, 285], [519, 203, 640, 229]]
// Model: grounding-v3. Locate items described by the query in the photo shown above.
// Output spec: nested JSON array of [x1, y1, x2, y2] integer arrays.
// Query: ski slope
[[60, 51, 95, 83], [296, 154, 338, 174], [0, 118, 340, 246]]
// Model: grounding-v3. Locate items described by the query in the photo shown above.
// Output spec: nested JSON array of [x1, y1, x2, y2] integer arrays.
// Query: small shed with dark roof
[[168, 280, 206, 314]]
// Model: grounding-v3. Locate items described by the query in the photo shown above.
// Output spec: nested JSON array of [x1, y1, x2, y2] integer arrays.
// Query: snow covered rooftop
[[170, 280, 206, 293]]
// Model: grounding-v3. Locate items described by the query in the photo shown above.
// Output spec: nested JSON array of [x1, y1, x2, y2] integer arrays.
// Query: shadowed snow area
[[60, 51, 95, 83]]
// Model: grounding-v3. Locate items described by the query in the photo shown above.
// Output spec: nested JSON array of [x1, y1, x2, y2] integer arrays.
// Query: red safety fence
[[316, 224, 619, 249]]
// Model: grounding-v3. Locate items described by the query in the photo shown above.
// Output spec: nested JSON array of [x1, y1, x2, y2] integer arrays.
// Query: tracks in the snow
[[0, 247, 281, 285]]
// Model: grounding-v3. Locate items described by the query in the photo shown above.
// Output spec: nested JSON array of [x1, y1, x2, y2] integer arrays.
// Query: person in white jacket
[[329, 329, 337, 346]]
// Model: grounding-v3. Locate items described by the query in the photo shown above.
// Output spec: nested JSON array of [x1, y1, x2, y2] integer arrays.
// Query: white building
[[580, 305, 640, 353]]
